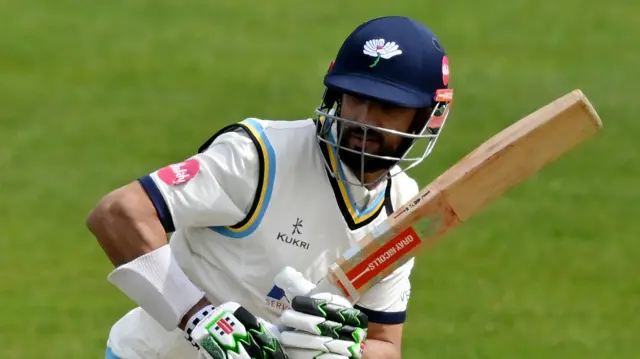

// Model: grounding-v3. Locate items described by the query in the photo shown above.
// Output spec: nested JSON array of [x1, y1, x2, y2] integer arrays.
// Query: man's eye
[[350, 96, 365, 104], [380, 102, 402, 111]]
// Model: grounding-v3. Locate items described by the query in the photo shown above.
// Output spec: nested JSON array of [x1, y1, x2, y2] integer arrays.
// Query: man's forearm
[[362, 338, 401, 359], [87, 183, 167, 266], [87, 182, 205, 331]]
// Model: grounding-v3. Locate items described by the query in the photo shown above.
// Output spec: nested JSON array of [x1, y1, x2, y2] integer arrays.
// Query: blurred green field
[[1, 0, 638, 358]]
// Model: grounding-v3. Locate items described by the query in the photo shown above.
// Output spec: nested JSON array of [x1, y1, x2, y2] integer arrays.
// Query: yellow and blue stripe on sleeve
[[209, 118, 276, 238]]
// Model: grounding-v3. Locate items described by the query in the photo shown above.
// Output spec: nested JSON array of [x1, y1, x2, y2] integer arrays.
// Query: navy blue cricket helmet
[[316, 16, 454, 186]]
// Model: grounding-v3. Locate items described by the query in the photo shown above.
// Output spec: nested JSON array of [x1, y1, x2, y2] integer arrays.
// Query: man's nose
[[355, 101, 378, 126]]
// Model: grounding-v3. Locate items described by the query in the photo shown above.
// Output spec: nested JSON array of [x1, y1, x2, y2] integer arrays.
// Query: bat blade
[[326, 89, 603, 303]]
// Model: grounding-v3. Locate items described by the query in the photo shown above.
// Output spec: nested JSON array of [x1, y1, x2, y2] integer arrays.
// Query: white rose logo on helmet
[[363, 39, 402, 68]]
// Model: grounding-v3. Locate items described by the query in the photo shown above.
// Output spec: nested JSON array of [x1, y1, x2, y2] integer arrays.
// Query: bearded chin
[[337, 137, 398, 175]]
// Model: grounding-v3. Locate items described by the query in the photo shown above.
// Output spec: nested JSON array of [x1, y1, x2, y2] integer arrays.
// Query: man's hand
[[274, 267, 368, 359], [279, 293, 368, 359], [185, 302, 289, 359]]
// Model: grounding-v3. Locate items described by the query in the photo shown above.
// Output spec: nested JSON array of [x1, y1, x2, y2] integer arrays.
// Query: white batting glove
[[274, 267, 368, 359], [184, 302, 288, 359]]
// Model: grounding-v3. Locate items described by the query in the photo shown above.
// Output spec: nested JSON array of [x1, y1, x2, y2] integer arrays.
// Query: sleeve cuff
[[138, 175, 175, 232], [354, 305, 407, 325]]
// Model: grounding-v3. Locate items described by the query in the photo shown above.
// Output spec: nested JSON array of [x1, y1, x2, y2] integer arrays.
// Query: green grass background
[[0, 0, 637, 358]]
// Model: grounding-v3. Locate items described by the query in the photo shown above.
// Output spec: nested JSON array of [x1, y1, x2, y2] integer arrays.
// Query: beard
[[336, 125, 401, 174]]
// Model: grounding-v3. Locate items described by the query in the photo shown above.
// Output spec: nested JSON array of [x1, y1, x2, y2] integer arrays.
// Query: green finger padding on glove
[[233, 306, 289, 359], [291, 296, 368, 328]]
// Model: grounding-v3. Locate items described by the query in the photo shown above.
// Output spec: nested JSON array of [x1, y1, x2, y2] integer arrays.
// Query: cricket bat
[[321, 89, 603, 303]]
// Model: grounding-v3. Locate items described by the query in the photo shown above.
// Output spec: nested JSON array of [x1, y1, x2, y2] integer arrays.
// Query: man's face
[[337, 93, 417, 173]]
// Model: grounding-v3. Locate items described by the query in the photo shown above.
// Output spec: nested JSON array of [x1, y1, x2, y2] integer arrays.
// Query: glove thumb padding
[[274, 266, 317, 299], [274, 266, 351, 303]]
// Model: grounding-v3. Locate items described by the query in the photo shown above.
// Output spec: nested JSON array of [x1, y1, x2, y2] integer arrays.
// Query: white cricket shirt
[[108, 118, 419, 359]]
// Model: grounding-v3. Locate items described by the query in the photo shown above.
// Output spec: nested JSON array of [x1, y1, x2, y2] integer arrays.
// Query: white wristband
[[184, 304, 216, 347], [107, 245, 204, 331]]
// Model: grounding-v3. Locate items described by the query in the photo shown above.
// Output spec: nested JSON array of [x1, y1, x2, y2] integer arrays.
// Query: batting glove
[[274, 267, 368, 359], [184, 302, 289, 359]]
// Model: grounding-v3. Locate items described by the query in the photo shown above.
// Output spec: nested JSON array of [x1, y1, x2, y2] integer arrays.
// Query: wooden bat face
[[326, 89, 603, 303]]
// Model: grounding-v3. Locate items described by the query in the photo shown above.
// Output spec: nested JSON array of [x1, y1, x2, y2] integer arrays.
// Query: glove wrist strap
[[184, 304, 216, 347]]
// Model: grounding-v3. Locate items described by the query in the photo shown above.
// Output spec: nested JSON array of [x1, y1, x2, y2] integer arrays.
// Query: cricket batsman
[[87, 15, 453, 359]]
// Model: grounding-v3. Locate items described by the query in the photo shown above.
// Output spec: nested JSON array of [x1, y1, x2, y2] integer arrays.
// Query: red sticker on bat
[[334, 279, 351, 299], [346, 227, 421, 290], [157, 158, 200, 185]]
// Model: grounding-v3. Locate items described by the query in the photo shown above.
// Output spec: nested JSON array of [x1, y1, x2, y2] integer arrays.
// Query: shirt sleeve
[[138, 128, 259, 232], [353, 175, 420, 325], [354, 259, 414, 325]]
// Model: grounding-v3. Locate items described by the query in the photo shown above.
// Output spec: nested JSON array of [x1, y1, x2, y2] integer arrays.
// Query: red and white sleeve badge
[[157, 158, 200, 185]]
